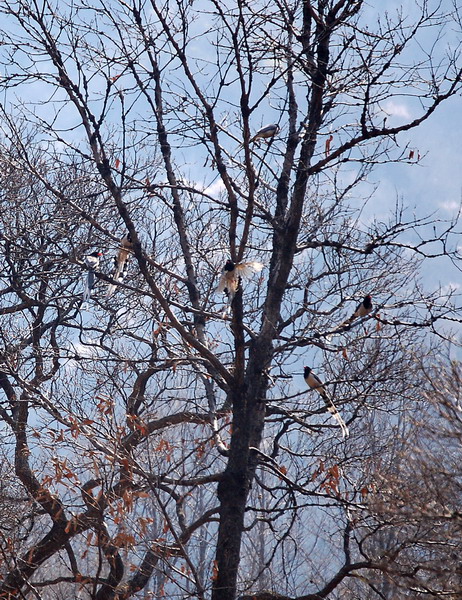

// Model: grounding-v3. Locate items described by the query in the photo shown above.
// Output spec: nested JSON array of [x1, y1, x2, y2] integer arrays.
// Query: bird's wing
[[259, 124, 277, 135], [309, 372, 324, 389], [235, 261, 264, 279], [250, 125, 276, 142], [216, 273, 229, 293], [85, 256, 100, 269], [357, 303, 372, 318], [216, 272, 239, 296]]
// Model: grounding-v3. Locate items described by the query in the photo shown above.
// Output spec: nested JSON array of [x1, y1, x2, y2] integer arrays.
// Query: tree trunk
[[213, 337, 272, 600]]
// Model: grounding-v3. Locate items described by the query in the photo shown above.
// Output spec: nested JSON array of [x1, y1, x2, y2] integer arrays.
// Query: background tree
[[0, 0, 461, 599], [343, 357, 462, 599]]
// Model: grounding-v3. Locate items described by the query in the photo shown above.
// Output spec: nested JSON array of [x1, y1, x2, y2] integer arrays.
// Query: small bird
[[216, 260, 264, 302], [249, 124, 280, 143], [83, 251, 102, 301], [339, 294, 373, 328], [304, 366, 349, 438], [107, 234, 134, 298]]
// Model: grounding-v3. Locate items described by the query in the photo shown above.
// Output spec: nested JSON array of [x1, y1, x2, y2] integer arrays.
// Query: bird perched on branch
[[107, 233, 134, 298], [216, 260, 264, 302], [83, 251, 102, 301], [249, 124, 280, 143], [339, 294, 373, 328], [304, 366, 349, 438]]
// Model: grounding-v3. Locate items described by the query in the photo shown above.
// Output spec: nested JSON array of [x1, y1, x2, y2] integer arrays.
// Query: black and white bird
[[249, 124, 280, 143], [107, 234, 133, 298], [304, 366, 349, 438], [339, 294, 373, 328], [216, 260, 264, 302], [83, 251, 102, 301]]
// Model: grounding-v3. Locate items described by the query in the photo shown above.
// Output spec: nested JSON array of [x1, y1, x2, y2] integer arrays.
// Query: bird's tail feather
[[328, 314, 355, 337], [106, 262, 125, 298], [324, 397, 349, 438], [339, 314, 355, 329], [83, 271, 94, 301], [106, 283, 117, 298]]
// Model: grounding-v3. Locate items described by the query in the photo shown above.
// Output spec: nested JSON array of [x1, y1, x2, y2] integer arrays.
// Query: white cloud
[[68, 340, 102, 358], [203, 179, 225, 197], [63, 339, 103, 371], [440, 282, 461, 295], [381, 100, 412, 120], [439, 200, 462, 215]]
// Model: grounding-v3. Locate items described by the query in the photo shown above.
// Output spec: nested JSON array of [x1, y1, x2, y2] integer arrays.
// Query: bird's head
[[90, 251, 103, 257], [364, 294, 372, 307], [224, 260, 235, 272], [303, 366, 311, 378]]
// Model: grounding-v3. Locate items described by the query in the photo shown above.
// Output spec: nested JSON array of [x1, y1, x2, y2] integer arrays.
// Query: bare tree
[[341, 356, 462, 599], [0, 1, 461, 599]]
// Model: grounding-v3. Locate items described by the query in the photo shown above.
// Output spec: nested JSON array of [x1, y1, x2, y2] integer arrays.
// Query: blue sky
[[0, 0, 459, 293]]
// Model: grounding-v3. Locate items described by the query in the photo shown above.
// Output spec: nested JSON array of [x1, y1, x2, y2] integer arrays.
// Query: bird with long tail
[[107, 234, 134, 298], [339, 294, 373, 328], [249, 124, 280, 143], [304, 366, 349, 438]]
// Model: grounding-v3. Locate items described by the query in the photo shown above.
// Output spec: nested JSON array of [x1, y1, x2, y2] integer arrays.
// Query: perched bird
[[304, 366, 349, 438], [216, 260, 264, 302], [106, 234, 134, 298], [83, 251, 102, 301], [249, 124, 280, 143], [339, 294, 373, 328]]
